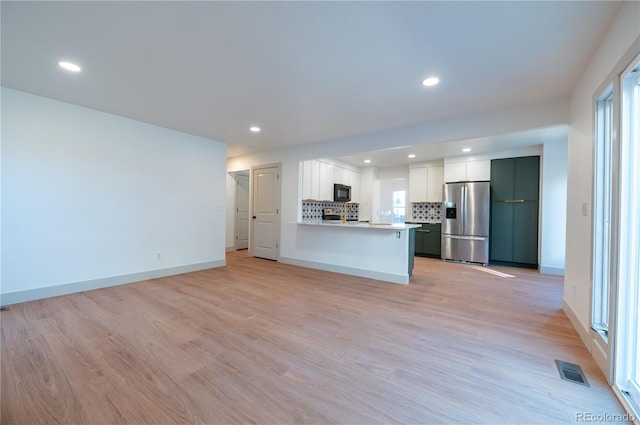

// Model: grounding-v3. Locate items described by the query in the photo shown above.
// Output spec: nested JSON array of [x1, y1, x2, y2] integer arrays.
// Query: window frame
[[615, 54, 640, 413], [392, 190, 406, 223], [592, 83, 615, 338]]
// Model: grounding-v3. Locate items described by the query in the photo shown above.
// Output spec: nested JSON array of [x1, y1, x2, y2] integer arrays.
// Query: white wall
[[563, 1, 640, 347], [1, 88, 228, 305], [540, 139, 568, 275]]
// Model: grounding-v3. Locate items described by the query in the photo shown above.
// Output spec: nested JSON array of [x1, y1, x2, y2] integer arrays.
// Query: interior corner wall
[[564, 1, 640, 345], [1, 88, 228, 305]]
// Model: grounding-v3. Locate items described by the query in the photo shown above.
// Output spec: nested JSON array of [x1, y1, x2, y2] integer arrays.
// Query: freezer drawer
[[441, 235, 489, 264]]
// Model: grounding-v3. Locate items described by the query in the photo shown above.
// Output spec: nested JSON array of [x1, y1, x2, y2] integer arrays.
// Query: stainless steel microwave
[[333, 184, 351, 202]]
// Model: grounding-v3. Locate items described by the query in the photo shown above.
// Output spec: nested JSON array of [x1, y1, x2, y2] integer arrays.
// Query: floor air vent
[[555, 359, 590, 386]]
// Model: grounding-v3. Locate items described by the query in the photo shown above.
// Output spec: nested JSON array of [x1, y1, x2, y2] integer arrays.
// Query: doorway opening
[[234, 171, 250, 250]]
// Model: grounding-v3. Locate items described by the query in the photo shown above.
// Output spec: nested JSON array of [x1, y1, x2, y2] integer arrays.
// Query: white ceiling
[[337, 125, 568, 168], [1, 1, 621, 165]]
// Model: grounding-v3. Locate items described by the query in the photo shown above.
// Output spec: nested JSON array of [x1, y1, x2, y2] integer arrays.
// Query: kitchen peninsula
[[286, 221, 421, 284]]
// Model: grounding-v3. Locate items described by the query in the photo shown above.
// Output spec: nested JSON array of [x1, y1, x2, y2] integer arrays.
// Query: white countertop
[[297, 221, 421, 230]]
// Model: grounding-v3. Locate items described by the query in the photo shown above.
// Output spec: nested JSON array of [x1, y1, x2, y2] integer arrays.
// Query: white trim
[[563, 298, 592, 352], [592, 331, 611, 380], [279, 256, 409, 285], [226, 246, 236, 252], [539, 266, 565, 276], [0, 260, 226, 306], [613, 386, 640, 425]]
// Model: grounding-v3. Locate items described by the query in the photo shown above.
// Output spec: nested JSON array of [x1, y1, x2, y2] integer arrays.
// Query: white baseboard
[[562, 297, 591, 352], [226, 245, 236, 252], [0, 259, 226, 306], [540, 266, 565, 276], [279, 257, 409, 284], [591, 334, 611, 382]]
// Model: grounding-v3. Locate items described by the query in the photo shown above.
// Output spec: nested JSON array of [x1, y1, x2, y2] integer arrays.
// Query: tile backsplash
[[301, 200, 359, 222], [412, 202, 443, 223]]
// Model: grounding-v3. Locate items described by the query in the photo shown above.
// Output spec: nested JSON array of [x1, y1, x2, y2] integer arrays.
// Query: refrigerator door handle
[[462, 185, 468, 234], [443, 235, 487, 241]]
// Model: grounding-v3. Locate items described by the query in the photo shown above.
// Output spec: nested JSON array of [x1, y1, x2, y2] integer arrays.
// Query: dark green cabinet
[[490, 202, 514, 262], [408, 228, 415, 276], [490, 156, 539, 268], [414, 223, 441, 258]]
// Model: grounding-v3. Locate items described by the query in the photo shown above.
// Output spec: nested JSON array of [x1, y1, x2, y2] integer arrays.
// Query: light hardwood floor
[[1, 252, 628, 424]]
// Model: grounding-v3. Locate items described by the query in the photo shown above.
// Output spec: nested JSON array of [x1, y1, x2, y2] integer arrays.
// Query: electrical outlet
[[156, 252, 162, 261], [581, 202, 588, 217]]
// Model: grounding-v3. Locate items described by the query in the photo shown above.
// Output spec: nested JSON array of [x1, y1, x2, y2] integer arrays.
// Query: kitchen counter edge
[[296, 221, 421, 230]]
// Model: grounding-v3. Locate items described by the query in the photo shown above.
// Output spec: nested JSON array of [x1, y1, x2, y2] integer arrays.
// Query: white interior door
[[235, 171, 250, 250], [251, 165, 281, 260]]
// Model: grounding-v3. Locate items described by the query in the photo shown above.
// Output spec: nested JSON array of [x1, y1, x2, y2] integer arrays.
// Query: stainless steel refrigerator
[[441, 181, 490, 264]]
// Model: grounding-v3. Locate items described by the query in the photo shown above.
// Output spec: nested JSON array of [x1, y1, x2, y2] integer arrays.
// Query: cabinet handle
[[505, 199, 525, 203], [416, 229, 431, 233]]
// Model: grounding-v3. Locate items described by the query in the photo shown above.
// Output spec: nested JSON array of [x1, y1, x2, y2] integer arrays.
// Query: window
[[593, 83, 614, 337], [392, 190, 406, 223], [616, 53, 640, 414]]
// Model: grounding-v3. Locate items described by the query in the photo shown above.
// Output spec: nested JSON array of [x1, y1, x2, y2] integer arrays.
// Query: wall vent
[[555, 359, 590, 386]]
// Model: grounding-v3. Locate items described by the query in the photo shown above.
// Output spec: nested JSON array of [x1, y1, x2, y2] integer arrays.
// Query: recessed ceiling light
[[421, 77, 439, 87], [462, 148, 472, 152], [58, 61, 81, 72], [408, 154, 416, 159], [248, 145, 256, 150], [249, 126, 261, 133], [364, 159, 372, 164]]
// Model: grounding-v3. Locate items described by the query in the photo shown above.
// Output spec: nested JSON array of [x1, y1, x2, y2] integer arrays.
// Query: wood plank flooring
[[1, 252, 628, 424]]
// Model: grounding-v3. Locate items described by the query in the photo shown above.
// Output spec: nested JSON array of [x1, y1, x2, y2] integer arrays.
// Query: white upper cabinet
[[347, 169, 360, 203], [444, 160, 490, 182], [319, 161, 334, 201], [426, 165, 444, 202], [302, 159, 360, 202], [444, 162, 467, 182], [302, 160, 320, 200], [409, 164, 443, 202], [334, 166, 348, 185], [466, 160, 491, 181]]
